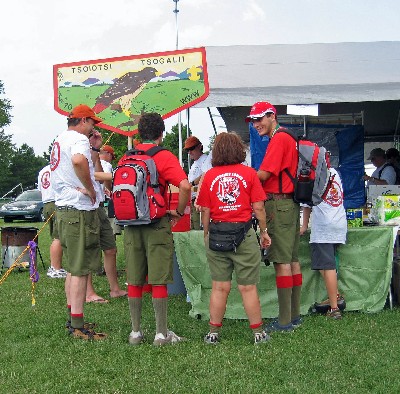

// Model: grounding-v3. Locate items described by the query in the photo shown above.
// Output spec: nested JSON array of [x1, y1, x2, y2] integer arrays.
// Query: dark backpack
[[112, 146, 167, 225], [278, 128, 333, 206], [378, 163, 400, 185]]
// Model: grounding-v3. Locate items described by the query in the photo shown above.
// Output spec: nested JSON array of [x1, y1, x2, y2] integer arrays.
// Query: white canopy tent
[[194, 41, 400, 144]]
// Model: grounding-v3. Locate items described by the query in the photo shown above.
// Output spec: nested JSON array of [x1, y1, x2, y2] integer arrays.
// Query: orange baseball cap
[[101, 145, 115, 159], [68, 104, 103, 124]]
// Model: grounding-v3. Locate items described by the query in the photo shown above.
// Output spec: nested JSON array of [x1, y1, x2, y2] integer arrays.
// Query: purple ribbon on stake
[[28, 240, 39, 283]]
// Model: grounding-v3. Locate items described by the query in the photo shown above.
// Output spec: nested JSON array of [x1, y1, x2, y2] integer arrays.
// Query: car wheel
[[4, 217, 12, 223], [38, 209, 45, 222]]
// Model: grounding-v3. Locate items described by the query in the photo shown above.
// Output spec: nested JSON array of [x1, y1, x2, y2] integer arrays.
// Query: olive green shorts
[[206, 228, 261, 285], [265, 199, 300, 263], [124, 216, 174, 285], [97, 207, 116, 251], [43, 201, 58, 239], [56, 208, 101, 276]]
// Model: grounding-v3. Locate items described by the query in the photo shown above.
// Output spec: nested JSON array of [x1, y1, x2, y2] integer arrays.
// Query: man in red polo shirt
[[246, 101, 302, 332]]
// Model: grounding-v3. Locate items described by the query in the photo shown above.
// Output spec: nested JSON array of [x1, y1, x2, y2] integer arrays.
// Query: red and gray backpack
[[278, 128, 333, 206], [112, 146, 167, 225]]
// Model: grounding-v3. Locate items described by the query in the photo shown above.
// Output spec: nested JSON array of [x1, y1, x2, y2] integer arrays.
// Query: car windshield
[[15, 190, 42, 202]]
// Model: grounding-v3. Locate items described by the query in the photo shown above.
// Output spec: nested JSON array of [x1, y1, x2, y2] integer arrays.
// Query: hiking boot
[[68, 327, 107, 341], [204, 332, 219, 345], [65, 320, 96, 330], [254, 330, 271, 344], [153, 330, 186, 346], [128, 330, 144, 345], [291, 316, 303, 328], [327, 308, 342, 320], [265, 320, 294, 333]]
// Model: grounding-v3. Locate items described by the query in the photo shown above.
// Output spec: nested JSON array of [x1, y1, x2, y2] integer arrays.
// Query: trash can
[[1, 227, 38, 269]]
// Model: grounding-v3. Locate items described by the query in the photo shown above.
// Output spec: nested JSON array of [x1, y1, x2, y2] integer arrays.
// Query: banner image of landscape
[[53, 47, 209, 136]]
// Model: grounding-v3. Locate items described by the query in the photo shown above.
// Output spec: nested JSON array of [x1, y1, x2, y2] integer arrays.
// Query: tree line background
[[0, 80, 208, 198]]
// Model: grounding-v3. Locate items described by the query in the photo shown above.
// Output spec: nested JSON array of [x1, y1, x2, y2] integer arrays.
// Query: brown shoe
[[69, 327, 107, 341], [65, 321, 96, 330]]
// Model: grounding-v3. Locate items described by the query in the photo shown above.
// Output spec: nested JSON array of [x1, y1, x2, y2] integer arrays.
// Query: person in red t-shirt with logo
[[246, 101, 302, 333], [197, 132, 271, 345]]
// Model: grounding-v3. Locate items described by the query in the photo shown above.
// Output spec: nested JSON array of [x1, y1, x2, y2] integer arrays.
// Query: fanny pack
[[208, 220, 252, 252]]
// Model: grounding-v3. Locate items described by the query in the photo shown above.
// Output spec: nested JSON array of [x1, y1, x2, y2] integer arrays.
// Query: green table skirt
[[173, 226, 395, 320]]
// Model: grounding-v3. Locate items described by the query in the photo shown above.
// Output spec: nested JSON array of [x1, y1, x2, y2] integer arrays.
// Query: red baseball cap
[[68, 104, 103, 124], [245, 101, 277, 122]]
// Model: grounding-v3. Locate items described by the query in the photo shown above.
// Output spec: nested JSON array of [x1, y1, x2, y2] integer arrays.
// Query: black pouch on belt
[[208, 220, 252, 252]]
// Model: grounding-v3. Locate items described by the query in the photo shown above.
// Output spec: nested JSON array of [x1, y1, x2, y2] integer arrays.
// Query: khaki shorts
[[206, 228, 261, 285], [265, 199, 300, 264], [97, 207, 116, 251], [43, 201, 58, 239], [56, 208, 101, 276], [124, 216, 174, 285]]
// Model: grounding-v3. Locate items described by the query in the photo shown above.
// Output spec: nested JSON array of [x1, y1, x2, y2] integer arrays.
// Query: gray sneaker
[[128, 330, 144, 345], [153, 330, 186, 346], [327, 308, 342, 320], [204, 332, 219, 345], [254, 330, 271, 345]]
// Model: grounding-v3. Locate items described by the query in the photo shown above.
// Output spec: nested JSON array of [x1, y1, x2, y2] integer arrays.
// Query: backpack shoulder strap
[[145, 146, 167, 157], [277, 128, 298, 192], [276, 127, 298, 142], [378, 163, 391, 179]]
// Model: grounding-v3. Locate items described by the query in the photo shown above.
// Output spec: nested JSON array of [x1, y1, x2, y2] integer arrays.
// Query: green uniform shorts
[[97, 207, 116, 251], [265, 199, 300, 263], [206, 227, 261, 285], [124, 216, 174, 285], [56, 208, 101, 276], [43, 201, 58, 239]]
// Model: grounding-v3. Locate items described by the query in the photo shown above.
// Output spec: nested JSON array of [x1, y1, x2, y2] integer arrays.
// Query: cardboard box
[[367, 185, 400, 206], [346, 208, 363, 227], [373, 195, 400, 226]]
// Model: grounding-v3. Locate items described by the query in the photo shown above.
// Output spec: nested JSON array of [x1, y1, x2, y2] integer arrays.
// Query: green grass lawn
[[1, 219, 400, 393]]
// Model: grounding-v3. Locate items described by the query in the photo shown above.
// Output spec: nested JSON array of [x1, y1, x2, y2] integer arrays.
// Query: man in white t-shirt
[[363, 148, 396, 185], [50, 104, 107, 340], [300, 167, 347, 320], [184, 136, 208, 230], [37, 164, 67, 279]]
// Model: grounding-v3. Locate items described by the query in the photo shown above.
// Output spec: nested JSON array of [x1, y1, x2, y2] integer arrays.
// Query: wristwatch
[[91, 146, 101, 152], [176, 209, 184, 217]]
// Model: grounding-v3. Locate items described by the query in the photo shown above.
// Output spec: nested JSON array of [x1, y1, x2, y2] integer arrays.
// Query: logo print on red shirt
[[217, 176, 240, 205]]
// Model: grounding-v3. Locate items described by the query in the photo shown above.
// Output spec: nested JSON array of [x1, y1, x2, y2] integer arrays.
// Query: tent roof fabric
[[197, 41, 400, 107]]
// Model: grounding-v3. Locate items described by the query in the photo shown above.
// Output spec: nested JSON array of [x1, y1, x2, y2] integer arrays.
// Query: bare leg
[[238, 284, 262, 325], [50, 238, 63, 270], [85, 273, 108, 303], [320, 270, 338, 309], [104, 248, 127, 298], [209, 281, 231, 324]]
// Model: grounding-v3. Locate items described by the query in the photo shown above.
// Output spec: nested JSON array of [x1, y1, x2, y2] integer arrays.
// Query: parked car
[[0, 189, 44, 223]]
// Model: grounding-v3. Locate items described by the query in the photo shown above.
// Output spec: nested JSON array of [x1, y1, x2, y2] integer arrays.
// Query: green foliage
[[0, 80, 12, 129], [1, 220, 400, 393], [9, 144, 47, 190], [163, 123, 189, 173], [0, 129, 15, 194], [0, 81, 48, 196]]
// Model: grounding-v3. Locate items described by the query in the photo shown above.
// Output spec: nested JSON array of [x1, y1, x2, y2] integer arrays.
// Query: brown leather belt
[[266, 193, 293, 201]]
